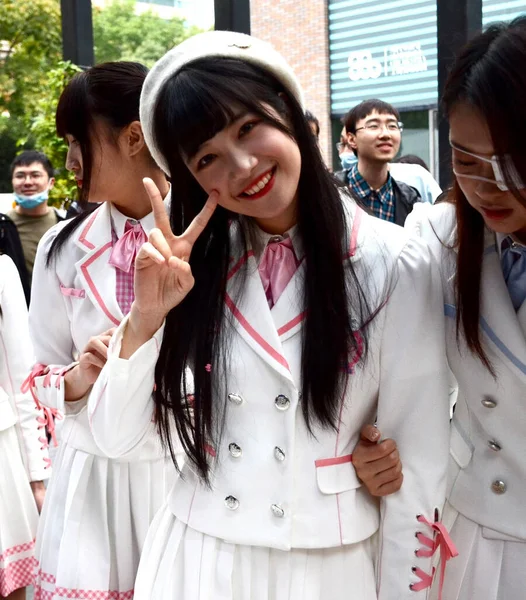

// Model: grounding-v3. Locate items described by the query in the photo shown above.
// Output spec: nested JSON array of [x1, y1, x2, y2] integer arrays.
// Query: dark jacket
[[334, 169, 422, 226], [0, 213, 30, 304]]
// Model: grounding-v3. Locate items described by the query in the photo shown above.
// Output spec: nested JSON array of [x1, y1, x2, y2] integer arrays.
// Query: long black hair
[[442, 16, 526, 369], [47, 61, 149, 265], [151, 57, 379, 482]]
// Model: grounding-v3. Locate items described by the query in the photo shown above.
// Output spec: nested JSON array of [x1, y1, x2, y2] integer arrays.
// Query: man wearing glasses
[[342, 99, 422, 225], [8, 151, 61, 288]]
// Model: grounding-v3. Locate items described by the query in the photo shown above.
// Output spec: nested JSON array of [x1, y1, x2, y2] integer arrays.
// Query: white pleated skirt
[[135, 503, 378, 600], [430, 501, 526, 600], [33, 434, 175, 600], [0, 425, 39, 596]]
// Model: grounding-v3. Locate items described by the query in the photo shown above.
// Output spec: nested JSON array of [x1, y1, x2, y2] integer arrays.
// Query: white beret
[[140, 30, 305, 175]]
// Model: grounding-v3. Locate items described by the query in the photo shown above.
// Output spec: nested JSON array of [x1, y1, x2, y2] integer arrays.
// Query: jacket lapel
[[270, 259, 306, 343], [479, 235, 526, 380], [74, 203, 123, 326], [226, 245, 293, 383]]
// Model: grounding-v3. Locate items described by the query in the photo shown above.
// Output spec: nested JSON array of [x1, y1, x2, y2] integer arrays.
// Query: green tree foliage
[[0, 0, 201, 196], [24, 61, 82, 206], [0, 0, 62, 120], [93, 0, 200, 66]]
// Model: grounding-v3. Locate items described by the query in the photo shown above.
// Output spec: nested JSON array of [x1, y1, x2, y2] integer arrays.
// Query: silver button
[[274, 446, 286, 462], [269, 235, 283, 243], [271, 503, 285, 518], [491, 480, 506, 494], [488, 440, 502, 452], [228, 393, 243, 406], [481, 396, 497, 409], [274, 395, 290, 411], [225, 495, 240, 510], [229, 442, 242, 458]]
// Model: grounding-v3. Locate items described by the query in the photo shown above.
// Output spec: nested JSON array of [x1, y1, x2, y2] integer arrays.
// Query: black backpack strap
[[0, 213, 31, 305]]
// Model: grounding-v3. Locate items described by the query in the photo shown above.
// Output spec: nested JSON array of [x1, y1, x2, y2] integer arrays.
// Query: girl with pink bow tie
[[26, 62, 177, 599], [88, 31, 452, 599]]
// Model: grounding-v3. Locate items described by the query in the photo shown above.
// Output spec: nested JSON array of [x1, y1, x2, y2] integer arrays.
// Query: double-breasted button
[[491, 480, 507, 494], [228, 393, 243, 406], [488, 440, 502, 452], [274, 446, 286, 462], [271, 503, 285, 518], [481, 396, 497, 409], [225, 495, 240, 510], [274, 395, 290, 411], [229, 443, 242, 458]]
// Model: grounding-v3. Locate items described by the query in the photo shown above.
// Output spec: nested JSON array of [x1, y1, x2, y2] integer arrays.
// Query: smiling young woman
[[354, 15, 526, 600], [86, 31, 452, 600], [26, 62, 175, 600]]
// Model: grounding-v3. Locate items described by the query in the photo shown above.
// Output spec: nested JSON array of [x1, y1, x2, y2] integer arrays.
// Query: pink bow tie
[[109, 219, 147, 273], [258, 236, 299, 308]]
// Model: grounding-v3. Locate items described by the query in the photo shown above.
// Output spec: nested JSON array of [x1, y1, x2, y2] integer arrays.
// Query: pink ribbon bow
[[109, 220, 147, 273], [258, 236, 299, 308], [413, 514, 459, 600]]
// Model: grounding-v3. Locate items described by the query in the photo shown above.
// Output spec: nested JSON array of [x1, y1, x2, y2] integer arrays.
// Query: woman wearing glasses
[[355, 16, 526, 599]]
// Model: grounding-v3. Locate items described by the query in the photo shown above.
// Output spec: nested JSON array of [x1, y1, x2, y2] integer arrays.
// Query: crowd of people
[[1, 14, 526, 600]]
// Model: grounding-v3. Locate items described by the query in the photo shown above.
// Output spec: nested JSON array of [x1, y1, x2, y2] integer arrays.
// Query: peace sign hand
[[133, 177, 218, 323]]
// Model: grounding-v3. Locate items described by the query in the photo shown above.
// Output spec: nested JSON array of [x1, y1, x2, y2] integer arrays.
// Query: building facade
[[251, 0, 332, 163], [250, 0, 526, 174]]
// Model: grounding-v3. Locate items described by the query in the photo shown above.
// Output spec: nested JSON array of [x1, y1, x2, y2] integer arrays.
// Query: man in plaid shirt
[[342, 99, 421, 226]]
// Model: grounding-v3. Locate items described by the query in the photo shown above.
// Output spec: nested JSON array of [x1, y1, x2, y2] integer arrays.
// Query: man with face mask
[[8, 151, 62, 286]]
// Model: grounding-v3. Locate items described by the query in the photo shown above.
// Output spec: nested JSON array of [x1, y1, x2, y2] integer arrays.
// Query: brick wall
[[250, 0, 332, 164]]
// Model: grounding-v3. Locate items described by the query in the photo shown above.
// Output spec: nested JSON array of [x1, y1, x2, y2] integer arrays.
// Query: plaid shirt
[[347, 164, 396, 223]]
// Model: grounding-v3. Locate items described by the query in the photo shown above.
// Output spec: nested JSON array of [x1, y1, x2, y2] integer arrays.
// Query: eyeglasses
[[13, 172, 45, 181], [450, 141, 525, 191], [355, 122, 404, 134]]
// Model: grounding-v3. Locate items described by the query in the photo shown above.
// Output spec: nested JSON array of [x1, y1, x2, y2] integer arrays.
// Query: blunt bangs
[[56, 71, 93, 144], [153, 57, 292, 166]]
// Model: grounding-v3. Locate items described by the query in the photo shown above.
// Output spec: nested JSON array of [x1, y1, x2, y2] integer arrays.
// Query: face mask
[[450, 141, 525, 192], [14, 189, 49, 210], [340, 152, 357, 171]]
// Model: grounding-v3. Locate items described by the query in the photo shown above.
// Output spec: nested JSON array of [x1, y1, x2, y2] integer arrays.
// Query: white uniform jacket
[[407, 202, 526, 542], [0, 255, 49, 480], [89, 200, 451, 598], [27, 201, 165, 460]]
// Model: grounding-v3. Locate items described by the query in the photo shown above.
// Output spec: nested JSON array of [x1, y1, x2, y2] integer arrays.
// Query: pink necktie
[[109, 219, 147, 273], [258, 236, 299, 308]]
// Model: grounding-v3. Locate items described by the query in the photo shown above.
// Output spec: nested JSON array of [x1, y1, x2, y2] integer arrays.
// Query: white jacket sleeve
[[376, 237, 452, 599], [27, 227, 77, 415], [0, 255, 50, 480], [88, 315, 166, 458]]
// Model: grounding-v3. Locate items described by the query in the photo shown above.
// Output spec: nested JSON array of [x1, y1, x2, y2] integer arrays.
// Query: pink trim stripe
[[228, 251, 254, 280], [0, 556, 35, 597], [225, 293, 289, 370], [60, 284, 86, 298], [315, 453, 353, 468], [80, 242, 121, 326], [78, 209, 99, 249], [347, 206, 363, 258], [277, 311, 307, 337], [204, 443, 216, 457], [0, 540, 35, 563]]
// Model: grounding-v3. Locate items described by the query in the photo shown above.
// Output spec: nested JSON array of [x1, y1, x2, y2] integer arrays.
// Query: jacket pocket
[[450, 420, 473, 469], [315, 454, 362, 494], [481, 527, 526, 542], [0, 387, 16, 431], [60, 284, 86, 298]]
